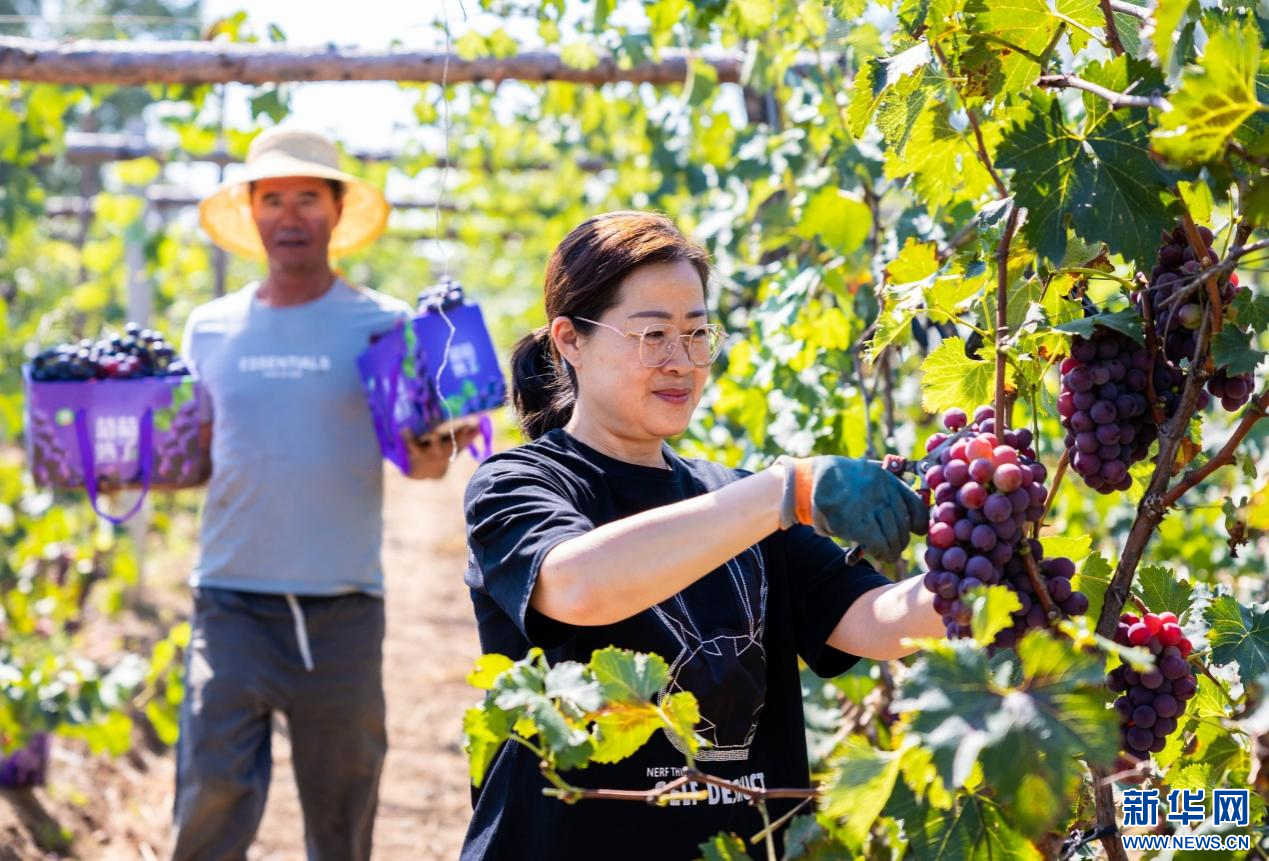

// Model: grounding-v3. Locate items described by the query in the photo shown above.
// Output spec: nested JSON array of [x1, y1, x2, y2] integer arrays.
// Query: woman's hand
[[778, 456, 928, 561], [401, 422, 483, 480]]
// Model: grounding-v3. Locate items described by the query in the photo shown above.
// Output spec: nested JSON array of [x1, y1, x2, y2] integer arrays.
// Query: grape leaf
[[589, 647, 668, 703], [895, 785, 1045, 860], [964, 0, 1060, 96], [1074, 554, 1112, 637], [1135, 564, 1193, 620], [1204, 596, 1269, 681], [967, 584, 1021, 646], [1040, 534, 1091, 565], [467, 653, 515, 690], [884, 102, 1001, 209], [695, 833, 754, 861], [1210, 326, 1267, 376], [820, 735, 905, 844], [463, 704, 511, 787], [1153, 19, 1265, 164], [891, 632, 1116, 837], [918, 337, 998, 413], [1146, 0, 1198, 69], [589, 702, 663, 764], [997, 91, 1175, 266], [795, 188, 873, 255], [1230, 290, 1269, 333], [1055, 309, 1146, 345]]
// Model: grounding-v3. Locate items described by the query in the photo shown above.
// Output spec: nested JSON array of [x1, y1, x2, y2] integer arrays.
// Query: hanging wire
[[432, 0, 461, 462]]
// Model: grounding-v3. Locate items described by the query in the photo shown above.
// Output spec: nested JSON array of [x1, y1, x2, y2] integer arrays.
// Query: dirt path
[[4, 460, 484, 860]]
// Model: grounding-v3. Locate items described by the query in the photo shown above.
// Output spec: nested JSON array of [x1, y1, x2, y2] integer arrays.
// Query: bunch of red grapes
[[1133, 223, 1252, 412], [1107, 609, 1196, 762], [1058, 328, 1181, 494], [921, 405, 1088, 648]]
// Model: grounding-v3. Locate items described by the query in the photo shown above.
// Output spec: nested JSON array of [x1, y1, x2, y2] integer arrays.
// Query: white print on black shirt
[[653, 546, 768, 763], [237, 354, 332, 379], [647, 765, 767, 806]]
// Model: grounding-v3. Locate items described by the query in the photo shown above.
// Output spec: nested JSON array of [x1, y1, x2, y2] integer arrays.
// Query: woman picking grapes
[[459, 211, 943, 859]]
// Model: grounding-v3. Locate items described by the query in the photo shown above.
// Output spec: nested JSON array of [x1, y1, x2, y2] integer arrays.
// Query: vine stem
[[1098, 0, 1125, 55], [1021, 536, 1059, 621], [1178, 211, 1224, 334], [1033, 447, 1068, 540], [1137, 276, 1168, 425], [1193, 658, 1240, 711], [995, 205, 1020, 430], [1157, 237, 1269, 312], [1160, 387, 1269, 508], [1035, 74, 1168, 110]]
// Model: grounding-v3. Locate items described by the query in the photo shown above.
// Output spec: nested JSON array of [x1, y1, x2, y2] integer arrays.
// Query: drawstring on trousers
[[285, 594, 315, 672]]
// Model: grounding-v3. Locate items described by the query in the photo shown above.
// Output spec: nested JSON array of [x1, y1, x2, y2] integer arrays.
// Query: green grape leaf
[[1135, 564, 1193, 620], [884, 101, 1001, 209], [660, 691, 702, 754], [1229, 290, 1269, 333], [695, 833, 754, 861], [1054, 309, 1146, 345], [997, 90, 1175, 266], [1153, 19, 1265, 164], [467, 653, 515, 690], [1210, 326, 1267, 376], [1073, 553, 1112, 626], [589, 647, 668, 704], [1040, 534, 1092, 565], [965, 0, 1063, 95], [820, 735, 905, 844], [1146, 0, 1197, 69], [900, 789, 1045, 860], [795, 188, 873, 255], [891, 632, 1115, 837], [918, 337, 999, 414], [463, 704, 511, 787], [589, 701, 663, 764], [1204, 596, 1269, 680], [967, 584, 1022, 647]]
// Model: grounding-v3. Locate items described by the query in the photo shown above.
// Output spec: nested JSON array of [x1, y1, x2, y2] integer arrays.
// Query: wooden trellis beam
[[43, 188, 462, 217], [52, 131, 608, 173], [0, 37, 747, 85]]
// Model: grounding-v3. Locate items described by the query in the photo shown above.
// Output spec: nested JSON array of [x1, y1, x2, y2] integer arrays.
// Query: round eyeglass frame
[[570, 316, 727, 368]]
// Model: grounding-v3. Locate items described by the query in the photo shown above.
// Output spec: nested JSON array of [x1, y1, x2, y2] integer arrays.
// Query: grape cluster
[[153, 398, 206, 485], [1107, 610, 1196, 762], [1058, 328, 1181, 494], [921, 405, 1087, 647], [29, 322, 187, 382], [26, 409, 72, 486], [1135, 224, 1252, 413]]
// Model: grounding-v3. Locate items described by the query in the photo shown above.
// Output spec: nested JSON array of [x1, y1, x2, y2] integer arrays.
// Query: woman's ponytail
[[511, 325, 575, 440]]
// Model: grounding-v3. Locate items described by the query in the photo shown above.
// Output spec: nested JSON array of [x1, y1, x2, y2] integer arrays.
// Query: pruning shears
[[843, 429, 973, 565]]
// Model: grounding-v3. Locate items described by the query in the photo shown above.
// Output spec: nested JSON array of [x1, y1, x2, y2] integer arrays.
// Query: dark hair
[[247, 178, 345, 202], [512, 210, 711, 440]]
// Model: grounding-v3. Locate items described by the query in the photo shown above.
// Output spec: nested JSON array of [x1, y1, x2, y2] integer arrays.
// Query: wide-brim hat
[[198, 127, 390, 260]]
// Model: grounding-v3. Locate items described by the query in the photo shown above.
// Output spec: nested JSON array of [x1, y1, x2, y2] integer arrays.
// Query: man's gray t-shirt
[[182, 279, 411, 596]]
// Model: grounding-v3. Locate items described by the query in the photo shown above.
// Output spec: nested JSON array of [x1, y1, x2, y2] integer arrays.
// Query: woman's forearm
[[531, 465, 786, 625], [827, 575, 945, 660]]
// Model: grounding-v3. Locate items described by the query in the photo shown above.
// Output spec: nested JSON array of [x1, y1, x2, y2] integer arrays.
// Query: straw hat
[[198, 127, 391, 260]]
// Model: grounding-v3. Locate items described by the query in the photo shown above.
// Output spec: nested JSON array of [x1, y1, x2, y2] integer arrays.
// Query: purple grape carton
[[0, 733, 49, 789], [358, 281, 506, 474], [22, 369, 208, 523]]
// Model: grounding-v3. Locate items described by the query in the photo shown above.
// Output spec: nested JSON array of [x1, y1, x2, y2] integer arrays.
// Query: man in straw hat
[[173, 126, 479, 859]]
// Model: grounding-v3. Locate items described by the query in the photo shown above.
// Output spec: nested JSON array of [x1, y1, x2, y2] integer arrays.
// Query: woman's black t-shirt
[[459, 428, 891, 860]]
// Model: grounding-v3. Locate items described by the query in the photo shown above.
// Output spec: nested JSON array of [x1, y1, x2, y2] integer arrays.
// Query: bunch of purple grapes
[[1134, 224, 1252, 413], [921, 405, 1088, 648], [1058, 328, 1181, 494], [29, 322, 187, 382], [26, 409, 73, 486], [154, 398, 207, 485], [1107, 609, 1196, 762]]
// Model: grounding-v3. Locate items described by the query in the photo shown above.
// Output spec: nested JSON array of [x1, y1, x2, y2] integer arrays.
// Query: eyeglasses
[[571, 316, 727, 368]]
